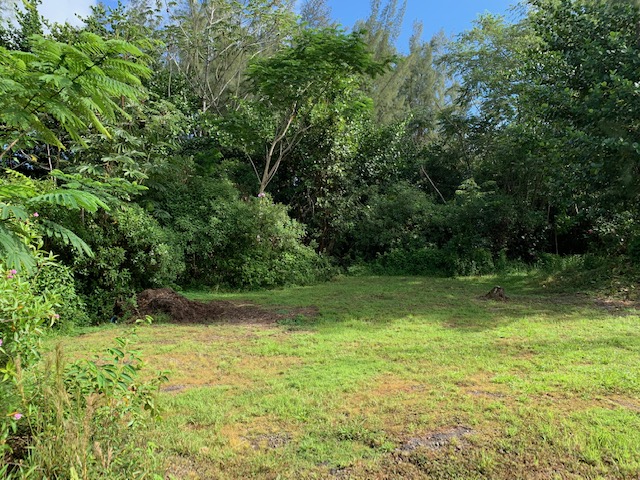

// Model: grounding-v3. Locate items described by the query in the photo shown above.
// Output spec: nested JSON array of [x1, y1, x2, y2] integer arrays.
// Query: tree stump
[[485, 286, 508, 301]]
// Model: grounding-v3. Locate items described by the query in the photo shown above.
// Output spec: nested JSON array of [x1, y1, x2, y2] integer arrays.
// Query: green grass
[[56, 275, 640, 479]]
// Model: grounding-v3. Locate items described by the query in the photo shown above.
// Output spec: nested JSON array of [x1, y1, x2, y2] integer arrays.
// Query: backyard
[[57, 275, 640, 479]]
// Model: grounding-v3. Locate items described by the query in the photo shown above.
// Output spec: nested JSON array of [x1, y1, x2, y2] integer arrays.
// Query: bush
[[53, 203, 184, 322], [449, 246, 495, 276], [32, 259, 89, 328], [628, 236, 640, 266], [207, 196, 333, 289], [2, 325, 166, 479], [347, 183, 445, 262], [0, 264, 58, 370], [146, 170, 333, 289], [1, 262, 58, 474], [369, 247, 455, 276]]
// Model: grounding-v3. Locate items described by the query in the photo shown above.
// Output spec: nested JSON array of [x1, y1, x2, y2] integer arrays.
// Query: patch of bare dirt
[[609, 397, 640, 412], [160, 384, 187, 393], [244, 432, 291, 450], [131, 288, 318, 324], [397, 426, 473, 453], [593, 298, 640, 316]]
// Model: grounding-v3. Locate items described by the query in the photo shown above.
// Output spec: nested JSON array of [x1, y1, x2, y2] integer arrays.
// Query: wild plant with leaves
[[0, 169, 110, 272], [0, 31, 150, 153], [2, 321, 167, 479]]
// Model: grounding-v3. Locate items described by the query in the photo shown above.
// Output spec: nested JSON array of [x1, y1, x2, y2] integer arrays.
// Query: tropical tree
[[245, 27, 387, 195], [163, 0, 296, 114], [0, 31, 152, 269]]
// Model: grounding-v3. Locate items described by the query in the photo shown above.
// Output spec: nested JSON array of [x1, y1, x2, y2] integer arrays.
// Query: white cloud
[[39, 0, 97, 26]]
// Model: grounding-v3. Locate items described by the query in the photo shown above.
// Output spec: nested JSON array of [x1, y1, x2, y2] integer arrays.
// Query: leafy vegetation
[[0, 0, 639, 477]]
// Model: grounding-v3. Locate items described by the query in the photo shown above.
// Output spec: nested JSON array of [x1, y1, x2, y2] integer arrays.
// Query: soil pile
[[132, 288, 318, 324], [135, 288, 224, 323], [484, 286, 508, 301]]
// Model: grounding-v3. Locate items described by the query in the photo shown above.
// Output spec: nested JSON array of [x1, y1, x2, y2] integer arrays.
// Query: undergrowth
[[1, 321, 166, 479]]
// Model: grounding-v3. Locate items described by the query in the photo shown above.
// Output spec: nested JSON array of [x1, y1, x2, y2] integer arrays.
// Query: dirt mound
[[133, 288, 318, 325], [135, 288, 224, 323]]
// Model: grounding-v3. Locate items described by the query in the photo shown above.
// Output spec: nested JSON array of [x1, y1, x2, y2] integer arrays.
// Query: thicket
[[1, 0, 639, 476]]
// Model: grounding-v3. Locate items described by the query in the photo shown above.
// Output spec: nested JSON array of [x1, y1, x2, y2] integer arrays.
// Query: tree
[[246, 27, 387, 194], [163, 0, 296, 114], [440, 0, 640, 256], [299, 0, 333, 29], [0, 32, 150, 155], [0, 0, 44, 50], [0, 32, 152, 269], [357, 0, 410, 124]]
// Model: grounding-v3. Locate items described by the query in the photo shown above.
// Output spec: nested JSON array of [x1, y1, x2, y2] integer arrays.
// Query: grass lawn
[[57, 275, 640, 479]]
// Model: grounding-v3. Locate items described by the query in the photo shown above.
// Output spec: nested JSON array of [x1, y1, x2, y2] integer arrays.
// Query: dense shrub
[[345, 180, 548, 276], [369, 247, 455, 276], [629, 237, 640, 266], [53, 203, 184, 322], [32, 260, 89, 328], [1, 262, 58, 473], [0, 264, 59, 369], [348, 183, 446, 261], [2, 326, 165, 479], [146, 168, 332, 289]]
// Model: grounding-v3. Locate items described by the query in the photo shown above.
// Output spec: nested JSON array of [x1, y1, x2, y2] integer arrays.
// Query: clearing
[[58, 275, 640, 479]]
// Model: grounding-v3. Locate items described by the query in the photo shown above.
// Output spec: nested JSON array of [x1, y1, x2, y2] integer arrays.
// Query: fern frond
[[39, 219, 93, 257], [0, 203, 29, 221], [29, 189, 109, 213], [0, 184, 35, 201], [0, 224, 36, 272]]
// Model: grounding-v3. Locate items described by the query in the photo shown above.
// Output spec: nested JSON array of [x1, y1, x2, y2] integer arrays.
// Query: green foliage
[[0, 263, 57, 370], [0, 32, 150, 151], [145, 166, 332, 289], [629, 237, 640, 266], [369, 246, 455, 276], [0, 169, 108, 272], [0, 258, 57, 473], [248, 28, 386, 106], [246, 27, 386, 194], [31, 261, 88, 328], [3, 326, 165, 478], [220, 197, 332, 289], [441, 0, 640, 261], [349, 182, 441, 260], [55, 202, 184, 322]]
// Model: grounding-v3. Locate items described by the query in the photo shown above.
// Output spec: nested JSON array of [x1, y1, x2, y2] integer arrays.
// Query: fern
[[30, 189, 109, 212], [0, 223, 36, 271], [0, 169, 112, 271], [39, 219, 94, 257], [0, 203, 29, 221], [0, 32, 151, 151]]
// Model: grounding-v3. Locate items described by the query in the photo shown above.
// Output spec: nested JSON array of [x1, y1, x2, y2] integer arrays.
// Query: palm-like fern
[[0, 32, 151, 271], [0, 32, 150, 155], [0, 170, 109, 271]]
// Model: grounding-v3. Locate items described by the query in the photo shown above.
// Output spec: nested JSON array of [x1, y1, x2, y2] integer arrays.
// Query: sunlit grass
[[56, 275, 640, 479]]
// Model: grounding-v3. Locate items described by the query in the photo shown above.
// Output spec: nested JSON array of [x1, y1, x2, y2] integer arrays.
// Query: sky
[[30, 0, 519, 46], [325, 0, 519, 48]]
